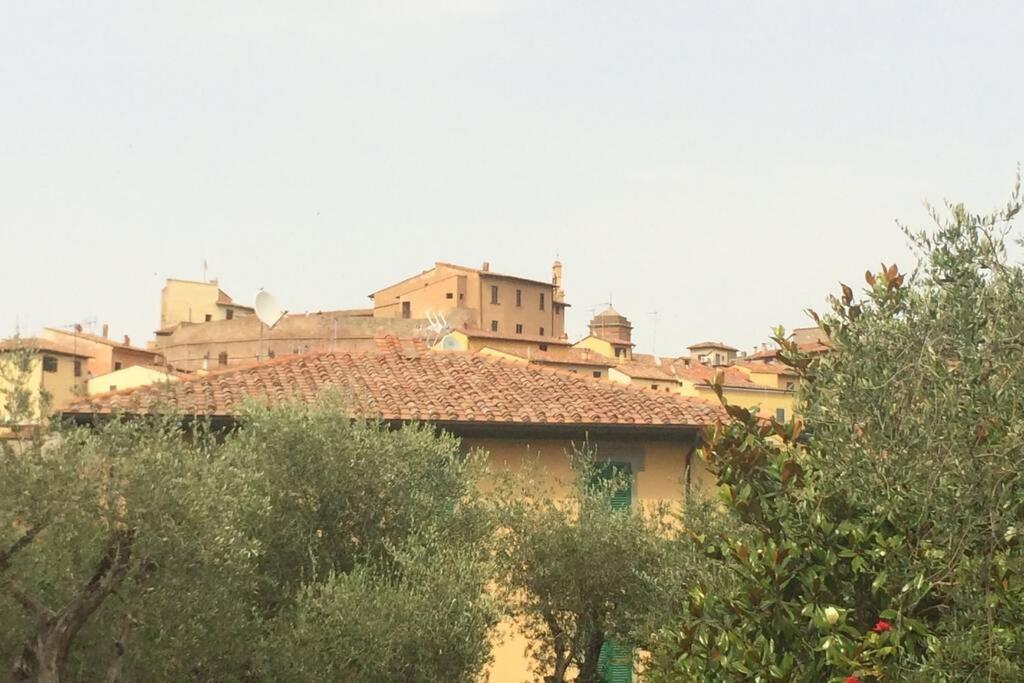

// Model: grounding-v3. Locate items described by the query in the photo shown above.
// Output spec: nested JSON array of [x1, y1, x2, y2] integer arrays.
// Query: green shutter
[[598, 640, 633, 682], [596, 461, 632, 511]]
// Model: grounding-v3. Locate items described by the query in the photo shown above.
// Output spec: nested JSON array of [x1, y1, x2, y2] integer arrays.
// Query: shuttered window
[[598, 640, 633, 682]]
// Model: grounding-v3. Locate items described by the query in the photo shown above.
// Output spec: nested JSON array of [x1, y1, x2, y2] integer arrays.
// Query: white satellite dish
[[254, 290, 287, 329], [439, 334, 461, 350]]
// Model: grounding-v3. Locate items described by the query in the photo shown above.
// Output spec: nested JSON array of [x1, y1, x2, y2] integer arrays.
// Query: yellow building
[[159, 278, 254, 330], [62, 338, 726, 683], [87, 365, 180, 395], [369, 260, 570, 344], [42, 326, 163, 377], [0, 338, 90, 427]]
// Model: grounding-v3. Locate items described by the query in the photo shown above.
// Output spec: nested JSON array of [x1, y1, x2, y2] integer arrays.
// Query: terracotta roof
[[687, 340, 739, 352], [731, 361, 799, 376], [526, 348, 617, 368], [746, 341, 831, 360], [62, 337, 725, 428], [457, 327, 572, 346], [43, 329, 160, 355], [0, 337, 91, 358], [612, 361, 677, 381]]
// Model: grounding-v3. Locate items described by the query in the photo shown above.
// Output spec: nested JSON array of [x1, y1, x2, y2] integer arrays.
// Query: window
[[539, 327, 545, 336], [42, 356, 58, 373], [446, 292, 453, 299], [491, 320, 498, 332], [516, 289, 522, 307], [515, 324, 523, 334], [785, 381, 796, 391], [555, 304, 561, 315], [539, 293, 545, 310], [401, 301, 411, 319], [114, 361, 122, 371], [615, 348, 625, 358], [593, 371, 602, 378], [490, 285, 499, 304], [651, 384, 658, 390], [539, 343, 548, 351], [775, 408, 786, 422], [218, 352, 228, 366], [226, 309, 234, 320], [204, 314, 212, 322], [73, 360, 82, 377], [109, 385, 117, 391]]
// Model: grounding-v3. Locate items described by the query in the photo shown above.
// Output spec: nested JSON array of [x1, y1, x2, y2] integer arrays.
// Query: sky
[[2, 1, 1022, 355]]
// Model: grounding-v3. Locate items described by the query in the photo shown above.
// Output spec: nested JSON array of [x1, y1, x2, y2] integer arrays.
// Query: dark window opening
[[539, 327, 545, 336], [446, 292, 453, 299], [226, 309, 234, 320], [204, 314, 212, 322], [490, 320, 498, 332], [401, 301, 411, 319], [490, 285, 499, 304], [73, 360, 82, 377], [775, 408, 786, 422], [109, 385, 117, 391], [114, 361, 123, 371], [786, 381, 796, 390], [651, 384, 658, 390], [615, 348, 625, 358], [539, 343, 548, 351], [218, 352, 228, 366], [593, 371, 601, 378], [42, 356, 58, 373], [515, 289, 522, 307], [515, 324, 523, 334], [539, 293, 545, 310]]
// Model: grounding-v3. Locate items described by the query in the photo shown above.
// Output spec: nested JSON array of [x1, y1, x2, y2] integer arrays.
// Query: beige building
[[687, 340, 739, 367], [159, 278, 254, 330], [42, 326, 163, 377], [0, 338, 90, 426], [369, 261, 570, 342], [88, 365, 180, 395]]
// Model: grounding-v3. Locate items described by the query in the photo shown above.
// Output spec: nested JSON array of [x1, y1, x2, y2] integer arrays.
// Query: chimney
[[123, 334, 131, 346], [481, 261, 490, 272], [74, 324, 82, 333], [102, 323, 109, 339]]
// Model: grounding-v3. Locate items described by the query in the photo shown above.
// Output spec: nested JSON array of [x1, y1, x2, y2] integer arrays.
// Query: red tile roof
[[457, 327, 571, 345], [0, 337, 91, 358], [63, 337, 725, 428], [687, 340, 739, 352]]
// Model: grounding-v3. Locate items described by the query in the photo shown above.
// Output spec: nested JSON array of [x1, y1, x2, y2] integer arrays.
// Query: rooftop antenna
[[254, 289, 287, 362]]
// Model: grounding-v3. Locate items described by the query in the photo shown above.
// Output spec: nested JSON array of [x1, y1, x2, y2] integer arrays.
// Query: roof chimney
[[74, 323, 82, 333], [102, 323, 109, 339], [481, 261, 490, 272], [123, 334, 130, 346]]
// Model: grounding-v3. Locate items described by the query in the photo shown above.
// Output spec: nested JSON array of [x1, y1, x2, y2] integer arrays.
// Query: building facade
[[159, 278, 254, 330], [0, 338, 90, 426]]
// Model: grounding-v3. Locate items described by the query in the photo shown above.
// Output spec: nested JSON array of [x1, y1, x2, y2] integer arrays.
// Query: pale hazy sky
[[2, 1, 1022, 355]]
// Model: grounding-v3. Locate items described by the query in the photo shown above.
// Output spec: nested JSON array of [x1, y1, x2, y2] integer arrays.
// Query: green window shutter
[[596, 461, 632, 511], [598, 640, 633, 682]]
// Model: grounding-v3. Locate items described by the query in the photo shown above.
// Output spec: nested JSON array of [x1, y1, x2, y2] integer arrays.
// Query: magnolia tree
[[649, 181, 1024, 681]]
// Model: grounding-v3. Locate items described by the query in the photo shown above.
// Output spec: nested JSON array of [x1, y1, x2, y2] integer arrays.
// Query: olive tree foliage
[[493, 450, 687, 683], [649, 181, 1024, 681], [0, 414, 263, 683], [230, 398, 499, 682], [1, 392, 499, 682]]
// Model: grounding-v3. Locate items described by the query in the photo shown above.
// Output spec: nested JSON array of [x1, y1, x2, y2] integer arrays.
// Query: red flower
[[844, 676, 859, 683], [873, 619, 892, 633]]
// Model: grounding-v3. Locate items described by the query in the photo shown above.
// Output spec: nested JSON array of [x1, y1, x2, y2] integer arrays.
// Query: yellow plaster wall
[[161, 280, 222, 328], [463, 435, 705, 683], [88, 366, 178, 395], [1, 352, 86, 423]]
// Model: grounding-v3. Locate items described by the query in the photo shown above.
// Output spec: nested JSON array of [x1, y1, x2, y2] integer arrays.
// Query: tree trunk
[[576, 628, 605, 683], [8, 529, 133, 683]]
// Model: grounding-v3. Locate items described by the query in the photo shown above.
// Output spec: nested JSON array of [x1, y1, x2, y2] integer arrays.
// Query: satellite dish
[[439, 334, 461, 350], [254, 290, 287, 329]]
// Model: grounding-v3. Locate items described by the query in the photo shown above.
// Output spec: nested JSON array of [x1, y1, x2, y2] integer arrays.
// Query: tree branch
[[0, 524, 45, 573]]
